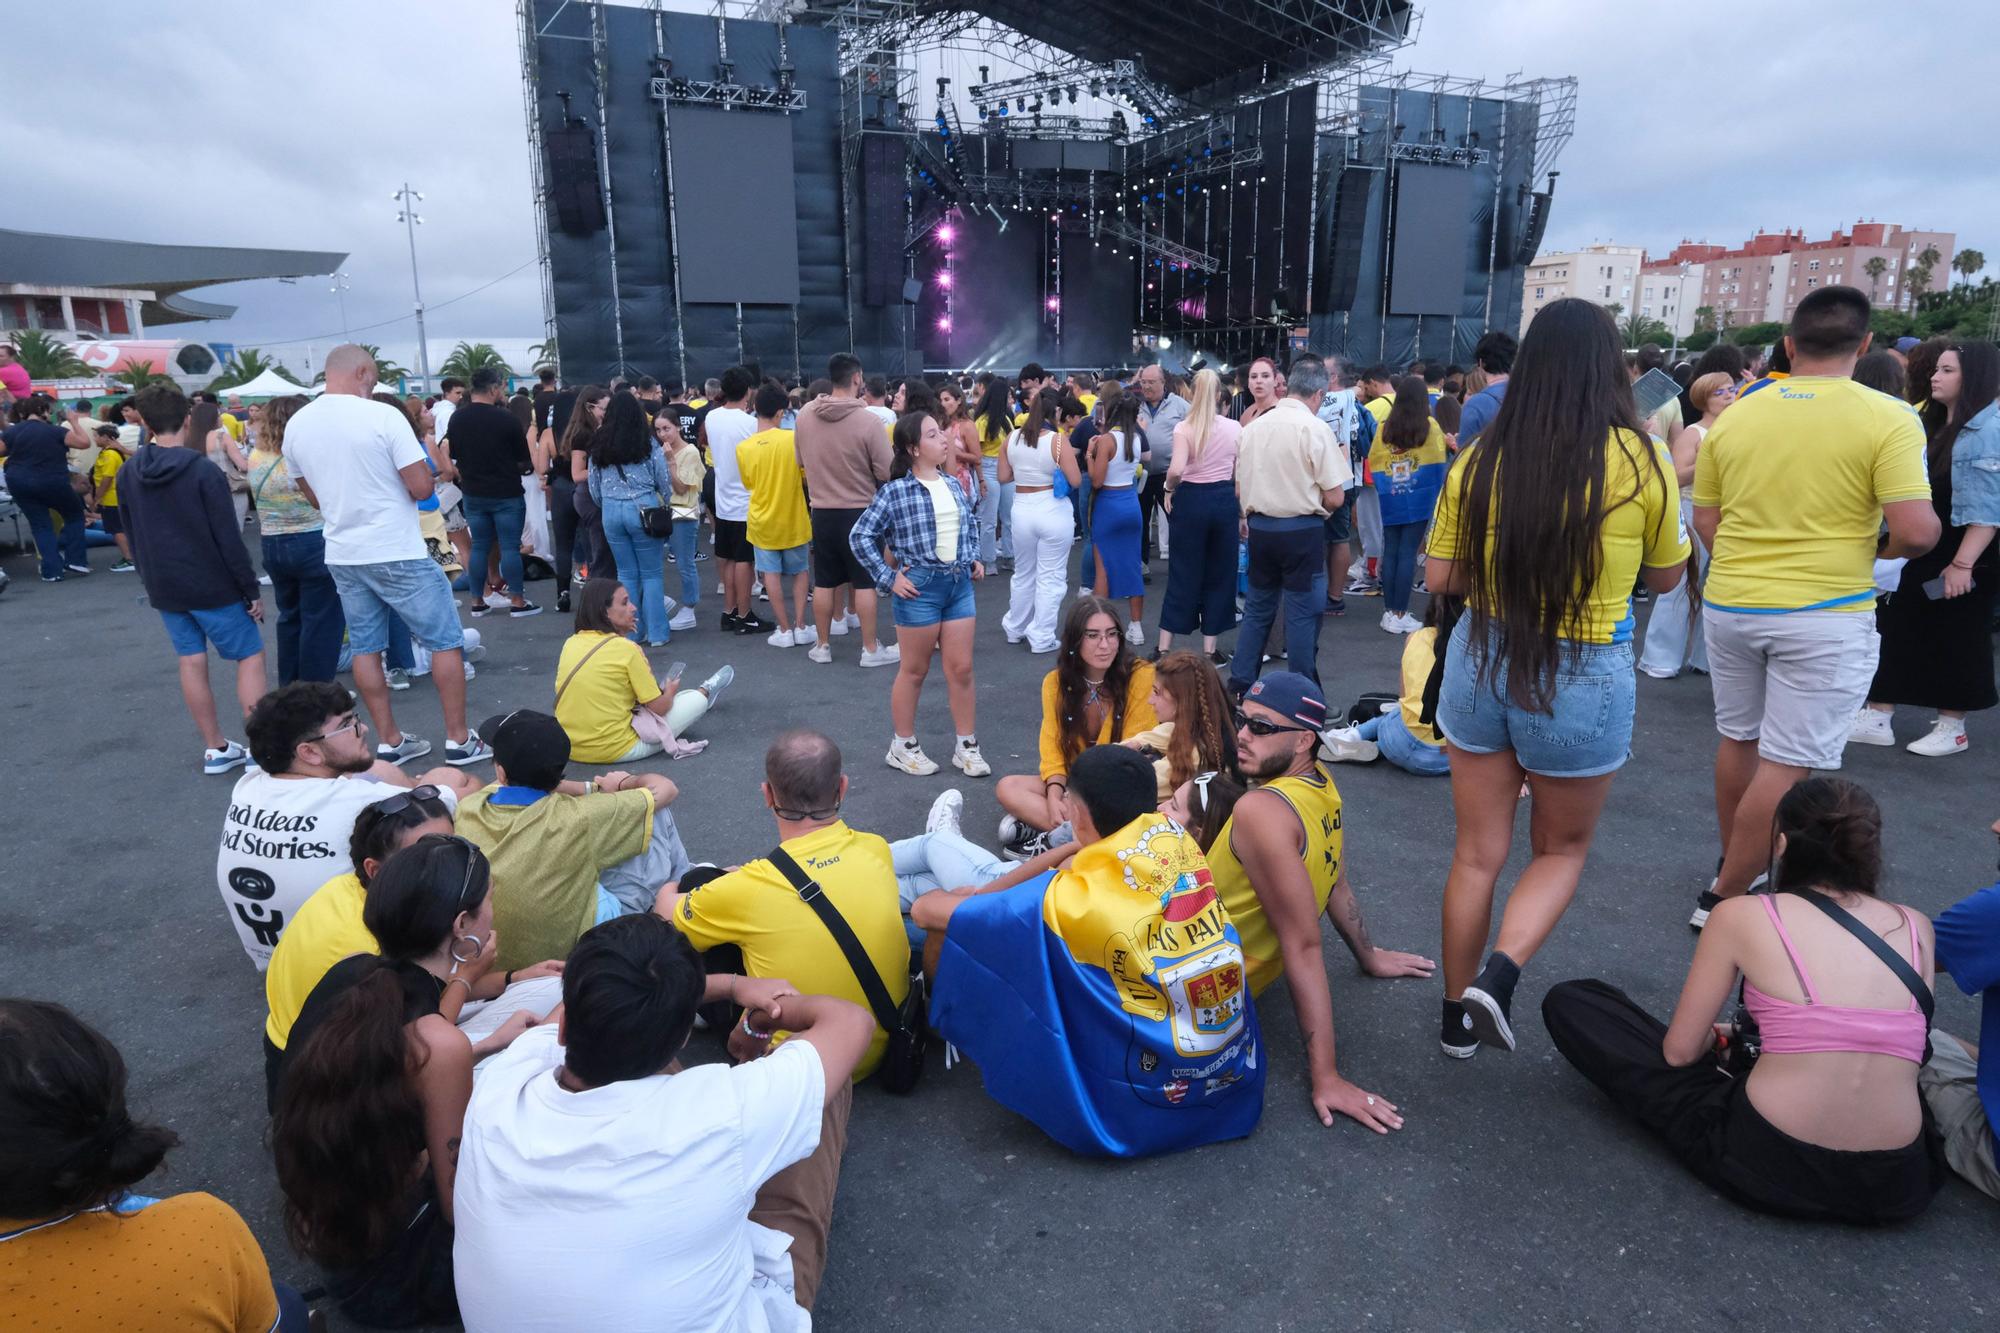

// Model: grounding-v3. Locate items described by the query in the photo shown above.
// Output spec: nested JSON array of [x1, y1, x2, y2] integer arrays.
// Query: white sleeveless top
[[1007, 429, 1059, 486], [1095, 430, 1143, 487]]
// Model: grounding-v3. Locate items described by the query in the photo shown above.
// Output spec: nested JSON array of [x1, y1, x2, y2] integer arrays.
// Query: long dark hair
[[1016, 386, 1055, 446], [1054, 597, 1138, 765], [890, 411, 930, 481], [1382, 375, 1431, 450], [271, 836, 492, 1269], [1453, 298, 1667, 710], [560, 384, 609, 459], [975, 378, 1013, 446], [1152, 649, 1238, 790], [1179, 770, 1246, 854], [188, 398, 222, 445], [898, 377, 939, 419], [1103, 394, 1143, 461], [0, 1000, 179, 1219], [590, 390, 651, 468], [1927, 341, 2000, 473], [1769, 777, 1883, 899], [574, 575, 624, 634]]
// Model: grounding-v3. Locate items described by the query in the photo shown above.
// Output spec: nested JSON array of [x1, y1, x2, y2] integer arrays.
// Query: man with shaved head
[[283, 344, 492, 768], [656, 729, 909, 1083]]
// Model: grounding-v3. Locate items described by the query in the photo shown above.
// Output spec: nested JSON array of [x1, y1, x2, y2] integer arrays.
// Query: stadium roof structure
[[0, 227, 347, 326]]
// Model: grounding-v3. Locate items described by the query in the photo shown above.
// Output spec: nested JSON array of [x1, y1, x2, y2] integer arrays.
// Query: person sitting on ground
[[659, 730, 909, 1082], [994, 597, 1159, 858], [218, 681, 479, 971], [1927, 814, 2000, 1203], [452, 915, 872, 1327], [1321, 595, 1459, 777], [1543, 777, 1944, 1224], [914, 746, 1265, 1157], [1203, 671, 1436, 1131], [457, 709, 691, 971], [554, 578, 734, 763], [271, 835, 544, 1327], [1163, 769, 1247, 857], [1119, 648, 1238, 802], [0, 999, 312, 1333]]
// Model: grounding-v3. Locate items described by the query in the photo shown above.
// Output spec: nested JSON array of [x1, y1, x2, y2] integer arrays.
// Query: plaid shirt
[[849, 472, 978, 592]]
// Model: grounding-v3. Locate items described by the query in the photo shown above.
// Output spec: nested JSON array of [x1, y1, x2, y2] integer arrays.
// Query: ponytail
[[1769, 777, 1884, 898]]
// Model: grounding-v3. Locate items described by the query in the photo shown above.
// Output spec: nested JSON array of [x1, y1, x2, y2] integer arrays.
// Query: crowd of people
[[4, 289, 2000, 1330]]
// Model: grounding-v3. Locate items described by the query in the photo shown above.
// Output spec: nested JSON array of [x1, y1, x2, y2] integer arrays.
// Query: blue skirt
[[1091, 485, 1143, 598]]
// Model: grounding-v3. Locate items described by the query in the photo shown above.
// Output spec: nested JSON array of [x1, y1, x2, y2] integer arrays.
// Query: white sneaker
[[669, 607, 697, 631], [886, 737, 940, 775], [1847, 708, 1895, 747], [843, 611, 861, 630], [767, 627, 797, 647], [1395, 612, 1424, 633], [1320, 724, 1379, 764], [1078, 586, 1092, 599], [716, 580, 726, 595], [755, 584, 769, 602], [203, 740, 250, 775], [952, 738, 991, 777], [484, 590, 513, 609], [926, 788, 965, 836], [1907, 717, 1968, 757], [860, 644, 899, 667], [1380, 611, 1404, 634], [828, 616, 850, 636], [1125, 621, 1145, 646], [807, 642, 833, 664]]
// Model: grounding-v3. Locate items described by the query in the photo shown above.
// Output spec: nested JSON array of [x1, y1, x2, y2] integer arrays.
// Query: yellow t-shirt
[[672, 820, 907, 1081], [264, 872, 376, 1049], [0, 1193, 279, 1333], [1398, 627, 1442, 747], [92, 444, 124, 505], [1203, 766, 1344, 994], [221, 412, 245, 442], [554, 632, 663, 763], [1428, 430, 1688, 644], [1076, 392, 1098, 414], [1692, 375, 1930, 612], [456, 785, 657, 971], [1036, 662, 1160, 781], [736, 427, 811, 552], [981, 417, 1009, 458]]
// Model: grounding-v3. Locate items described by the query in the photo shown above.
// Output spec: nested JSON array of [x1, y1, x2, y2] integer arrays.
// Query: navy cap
[[1894, 336, 1921, 353], [1242, 671, 1327, 729]]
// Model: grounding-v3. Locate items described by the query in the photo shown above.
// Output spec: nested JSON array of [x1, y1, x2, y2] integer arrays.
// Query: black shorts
[[713, 518, 752, 563], [811, 507, 873, 588], [98, 503, 122, 535]]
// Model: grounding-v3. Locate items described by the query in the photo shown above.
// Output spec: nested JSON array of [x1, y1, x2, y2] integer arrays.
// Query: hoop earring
[[449, 933, 483, 966]]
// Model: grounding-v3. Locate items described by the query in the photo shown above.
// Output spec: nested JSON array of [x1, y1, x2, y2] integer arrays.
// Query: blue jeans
[[598, 806, 693, 915], [6, 468, 87, 577], [1438, 617, 1636, 777], [1381, 520, 1426, 615], [1230, 516, 1327, 690], [601, 496, 669, 642], [667, 517, 701, 609], [1358, 709, 1451, 776], [462, 494, 527, 599], [977, 456, 1013, 562], [262, 530, 345, 683], [1160, 480, 1238, 636], [892, 827, 1011, 947]]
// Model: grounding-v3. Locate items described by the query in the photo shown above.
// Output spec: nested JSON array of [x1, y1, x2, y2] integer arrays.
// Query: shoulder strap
[[768, 846, 903, 1034], [1784, 890, 1934, 1023], [553, 635, 617, 708]]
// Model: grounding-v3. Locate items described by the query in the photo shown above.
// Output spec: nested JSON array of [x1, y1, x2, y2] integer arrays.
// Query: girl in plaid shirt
[[850, 412, 989, 778]]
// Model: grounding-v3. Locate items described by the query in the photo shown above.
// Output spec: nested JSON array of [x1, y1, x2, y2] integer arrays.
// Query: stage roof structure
[[0, 227, 346, 326]]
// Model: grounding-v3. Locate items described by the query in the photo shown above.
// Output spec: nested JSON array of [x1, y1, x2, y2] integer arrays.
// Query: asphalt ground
[[4, 530, 1996, 1331]]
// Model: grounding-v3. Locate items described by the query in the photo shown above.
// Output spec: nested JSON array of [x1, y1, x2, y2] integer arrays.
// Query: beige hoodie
[[795, 395, 895, 510]]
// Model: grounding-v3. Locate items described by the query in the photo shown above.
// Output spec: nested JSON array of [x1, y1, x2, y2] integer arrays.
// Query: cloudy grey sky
[[7, 0, 1986, 375]]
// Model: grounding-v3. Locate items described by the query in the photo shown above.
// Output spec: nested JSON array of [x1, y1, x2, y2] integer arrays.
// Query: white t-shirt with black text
[[704, 406, 759, 522], [452, 1026, 825, 1333], [282, 393, 430, 564], [215, 771, 458, 969]]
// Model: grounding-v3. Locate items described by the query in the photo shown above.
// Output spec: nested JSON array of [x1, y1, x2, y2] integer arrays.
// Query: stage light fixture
[[937, 272, 952, 288], [938, 317, 952, 331], [938, 225, 954, 243], [1046, 297, 1060, 311]]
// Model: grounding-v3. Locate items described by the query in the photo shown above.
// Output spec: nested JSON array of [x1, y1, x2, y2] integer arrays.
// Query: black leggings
[[1138, 471, 1169, 562], [1542, 979, 1943, 1225], [548, 476, 580, 594]]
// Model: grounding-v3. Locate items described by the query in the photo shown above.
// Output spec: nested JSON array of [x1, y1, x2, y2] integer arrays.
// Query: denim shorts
[[753, 542, 810, 576], [891, 564, 977, 628], [328, 558, 465, 655], [1437, 617, 1636, 777], [159, 604, 264, 661]]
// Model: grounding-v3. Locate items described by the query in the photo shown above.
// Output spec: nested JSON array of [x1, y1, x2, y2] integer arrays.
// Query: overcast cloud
[[5, 0, 1987, 377]]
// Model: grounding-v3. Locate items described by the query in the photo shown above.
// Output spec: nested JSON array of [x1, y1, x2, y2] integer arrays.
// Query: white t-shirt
[[453, 1027, 824, 1333], [864, 404, 896, 427], [430, 397, 457, 441], [282, 393, 430, 564], [704, 406, 759, 522], [216, 771, 458, 969]]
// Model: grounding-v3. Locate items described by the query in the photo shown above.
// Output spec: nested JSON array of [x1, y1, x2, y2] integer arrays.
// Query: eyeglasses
[[369, 784, 442, 820], [1235, 709, 1316, 738], [303, 714, 366, 744], [1079, 627, 1122, 644]]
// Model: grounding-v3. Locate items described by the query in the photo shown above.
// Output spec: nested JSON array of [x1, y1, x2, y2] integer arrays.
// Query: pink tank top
[[1741, 895, 1927, 1063]]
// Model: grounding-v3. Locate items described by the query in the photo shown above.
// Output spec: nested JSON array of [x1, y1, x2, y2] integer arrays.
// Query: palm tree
[[208, 347, 302, 392], [1952, 248, 1985, 292], [1618, 310, 1670, 348], [439, 341, 514, 381], [115, 360, 173, 390], [528, 337, 558, 373], [1908, 262, 1935, 307], [1863, 256, 1889, 301], [1692, 305, 1716, 335], [7, 329, 87, 378]]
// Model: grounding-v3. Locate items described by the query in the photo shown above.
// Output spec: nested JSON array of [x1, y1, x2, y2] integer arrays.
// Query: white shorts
[[1703, 606, 1878, 770]]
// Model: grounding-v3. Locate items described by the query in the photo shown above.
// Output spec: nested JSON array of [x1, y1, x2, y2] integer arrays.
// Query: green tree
[[6, 329, 87, 378], [1907, 263, 1935, 305], [1952, 248, 1985, 292], [1692, 305, 1717, 335], [1862, 256, 1889, 302], [207, 347, 303, 392], [1618, 310, 1672, 348], [115, 359, 173, 390], [528, 337, 558, 372], [1729, 321, 1783, 348], [438, 341, 513, 382]]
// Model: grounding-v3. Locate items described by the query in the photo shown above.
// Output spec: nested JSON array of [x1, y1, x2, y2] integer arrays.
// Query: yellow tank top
[[1204, 765, 1344, 995]]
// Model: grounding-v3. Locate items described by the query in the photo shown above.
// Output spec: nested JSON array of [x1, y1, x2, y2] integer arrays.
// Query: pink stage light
[[937, 225, 955, 243], [937, 272, 953, 289], [1045, 297, 1060, 311], [937, 317, 952, 331]]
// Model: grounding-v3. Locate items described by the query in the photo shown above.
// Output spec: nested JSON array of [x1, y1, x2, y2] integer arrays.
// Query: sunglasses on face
[[1235, 709, 1315, 737]]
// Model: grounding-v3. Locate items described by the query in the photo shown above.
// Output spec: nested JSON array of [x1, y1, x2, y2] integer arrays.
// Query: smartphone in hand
[[1922, 576, 1947, 600], [665, 661, 687, 683]]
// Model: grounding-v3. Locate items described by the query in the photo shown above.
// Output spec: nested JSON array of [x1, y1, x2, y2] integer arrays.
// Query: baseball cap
[[1242, 671, 1327, 730], [1894, 336, 1921, 354], [480, 709, 571, 789]]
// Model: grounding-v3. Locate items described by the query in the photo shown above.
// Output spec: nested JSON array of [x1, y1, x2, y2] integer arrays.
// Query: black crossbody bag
[[768, 847, 928, 1094]]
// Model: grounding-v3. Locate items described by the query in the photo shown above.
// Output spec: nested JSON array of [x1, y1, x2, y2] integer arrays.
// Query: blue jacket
[[1950, 402, 2000, 529], [588, 443, 674, 507]]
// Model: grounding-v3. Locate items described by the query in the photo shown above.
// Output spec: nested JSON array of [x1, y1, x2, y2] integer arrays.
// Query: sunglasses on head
[[369, 784, 443, 820], [1235, 709, 1315, 737], [434, 833, 485, 915]]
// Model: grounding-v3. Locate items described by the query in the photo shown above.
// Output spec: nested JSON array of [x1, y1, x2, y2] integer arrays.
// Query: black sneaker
[[1000, 829, 1054, 863], [556, 590, 572, 614], [1460, 959, 1518, 1053], [469, 601, 492, 617], [731, 615, 764, 636], [720, 611, 743, 631], [1689, 888, 1723, 931], [509, 601, 542, 618], [1441, 999, 1477, 1059]]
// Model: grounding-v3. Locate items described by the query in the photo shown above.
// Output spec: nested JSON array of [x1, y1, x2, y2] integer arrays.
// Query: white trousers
[[1001, 490, 1074, 652], [1638, 497, 1708, 677]]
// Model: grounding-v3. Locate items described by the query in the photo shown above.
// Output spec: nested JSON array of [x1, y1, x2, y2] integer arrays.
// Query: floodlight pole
[[394, 183, 432, 391]]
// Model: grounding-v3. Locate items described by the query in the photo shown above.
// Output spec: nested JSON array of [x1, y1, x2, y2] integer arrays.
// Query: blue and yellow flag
[[929, 813, 1264, 1157]]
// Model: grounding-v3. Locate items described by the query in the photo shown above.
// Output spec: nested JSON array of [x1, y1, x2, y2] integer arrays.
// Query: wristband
[[741, 1015, 772, 1041], [504, 969, 516, 989], [444, 976, 471, 997]]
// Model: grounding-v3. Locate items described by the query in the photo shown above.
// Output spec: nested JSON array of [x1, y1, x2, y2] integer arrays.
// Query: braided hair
[[1153, 650, 1239, 791]]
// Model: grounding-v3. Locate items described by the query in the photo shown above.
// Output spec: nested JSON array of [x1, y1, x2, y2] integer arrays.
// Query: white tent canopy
[[218, 368, 313, 399]]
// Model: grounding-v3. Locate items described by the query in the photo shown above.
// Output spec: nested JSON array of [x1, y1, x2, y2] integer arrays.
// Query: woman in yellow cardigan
[[994, 596, 1157, 859]]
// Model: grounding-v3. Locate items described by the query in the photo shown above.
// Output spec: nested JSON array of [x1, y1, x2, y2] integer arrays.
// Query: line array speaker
[[547, 119, 606, 237]]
